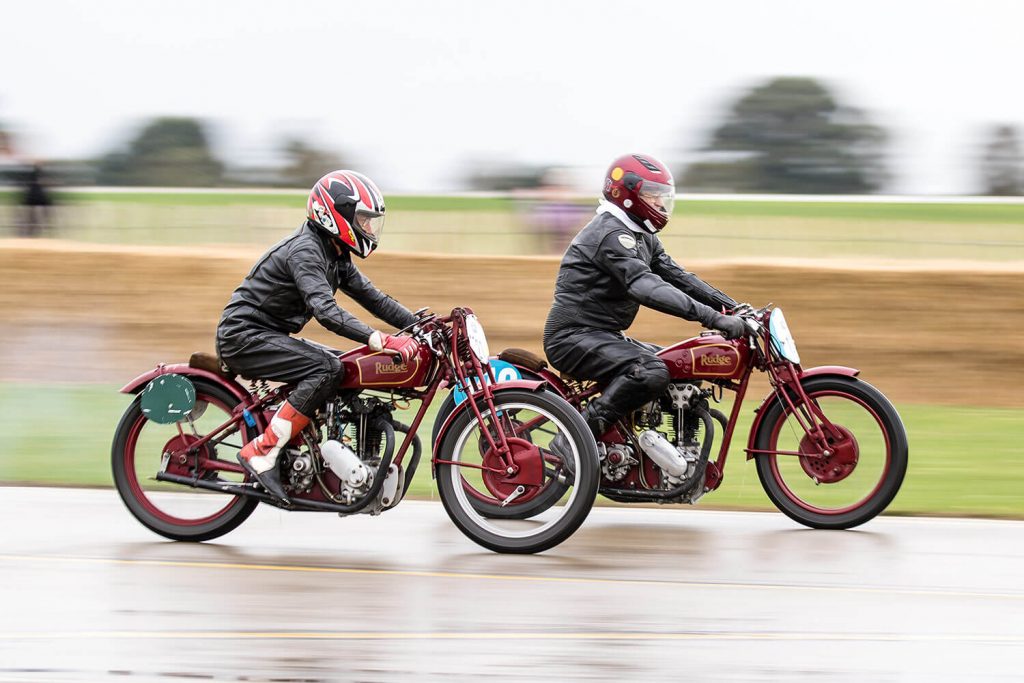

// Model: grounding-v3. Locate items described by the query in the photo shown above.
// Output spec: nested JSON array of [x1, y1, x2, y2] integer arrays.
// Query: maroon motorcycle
[[112, 307, 600, 554], [433, 305, 908, 530]]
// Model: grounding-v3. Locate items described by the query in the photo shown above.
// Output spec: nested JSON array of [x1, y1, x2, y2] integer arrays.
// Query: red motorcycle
[[112, 307, 600, 554], [433, 305, 908, 529]]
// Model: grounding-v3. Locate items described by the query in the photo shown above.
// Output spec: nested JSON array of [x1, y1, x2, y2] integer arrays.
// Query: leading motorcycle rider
[[544, 153, 746, 452], [217, 170, 419, 502]]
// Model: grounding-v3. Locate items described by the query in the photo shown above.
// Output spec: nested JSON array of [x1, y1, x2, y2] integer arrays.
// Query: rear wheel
[[754, 376, 907, 529], [112, 379, 259, 541], [435, 389, 598, 554]]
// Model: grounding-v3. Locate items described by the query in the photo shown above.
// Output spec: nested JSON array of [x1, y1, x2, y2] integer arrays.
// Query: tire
[[435, 389, 599, 553], [433, 391, 570, 520], [754, 375, 908, 530], [112, 379, 260, 542]]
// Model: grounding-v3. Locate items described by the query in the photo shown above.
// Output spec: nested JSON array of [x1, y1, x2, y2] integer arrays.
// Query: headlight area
[[464, 314, 490, 364], [768, 307, 801, 365]]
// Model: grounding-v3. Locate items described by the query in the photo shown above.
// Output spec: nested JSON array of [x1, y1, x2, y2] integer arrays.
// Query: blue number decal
[[452, 359, 522, 405]]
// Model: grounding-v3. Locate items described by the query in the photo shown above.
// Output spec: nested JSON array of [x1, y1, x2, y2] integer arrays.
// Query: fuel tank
[[658, 333, 751, 381], [337, 342, 433, 390]]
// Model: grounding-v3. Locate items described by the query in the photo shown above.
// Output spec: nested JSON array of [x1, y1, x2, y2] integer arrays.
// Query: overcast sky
[[0, 0, 1020, 193]]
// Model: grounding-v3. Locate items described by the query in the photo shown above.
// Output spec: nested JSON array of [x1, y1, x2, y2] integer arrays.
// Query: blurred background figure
[[524, 168, 589, 253], [18, 163, 53, 238]]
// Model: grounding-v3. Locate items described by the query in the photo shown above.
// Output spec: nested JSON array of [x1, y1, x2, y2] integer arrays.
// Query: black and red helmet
[[307, 170, 386, 258], [602, 154, 676, 233]]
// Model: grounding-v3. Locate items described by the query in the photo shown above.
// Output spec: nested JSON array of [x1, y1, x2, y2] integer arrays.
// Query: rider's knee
[[638, 357, 670, 395], [323, 354, 344, 383]]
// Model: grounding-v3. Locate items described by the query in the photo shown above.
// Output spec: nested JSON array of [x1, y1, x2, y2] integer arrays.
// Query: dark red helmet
[[307, 170, 386, 258], [602, 154, 676, 233]]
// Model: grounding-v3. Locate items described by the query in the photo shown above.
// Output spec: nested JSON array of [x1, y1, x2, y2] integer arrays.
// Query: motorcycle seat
[[498, 347, 548, 373], [189, 351, 236, 380]]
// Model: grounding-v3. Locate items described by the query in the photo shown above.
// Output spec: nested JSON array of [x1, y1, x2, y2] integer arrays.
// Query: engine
[[282, 395, 401, 509], [635, 382, 716, 500], [287, 449, 316, 493], [599, 442, 638, 482]]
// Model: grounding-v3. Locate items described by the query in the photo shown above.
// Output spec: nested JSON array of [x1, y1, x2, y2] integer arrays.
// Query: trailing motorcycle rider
[[216, 170, 419, 502], [543, 153, 746, 460]]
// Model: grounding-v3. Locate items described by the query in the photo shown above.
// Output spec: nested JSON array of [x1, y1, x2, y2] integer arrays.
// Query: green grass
[[675, 200, 1024, 224], [2, 190, 518, 212], [1, 382, 1019, 519], [4, 189, 1022, 260], [4, 189, 1022, 222]]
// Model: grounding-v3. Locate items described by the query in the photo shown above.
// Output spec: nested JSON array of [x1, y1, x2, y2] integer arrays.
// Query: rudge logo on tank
[[374, 361, 408, 374]]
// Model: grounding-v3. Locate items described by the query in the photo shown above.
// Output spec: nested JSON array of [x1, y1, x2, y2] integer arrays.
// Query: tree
[[682, 77, 888, 194], [979, 125, 1023, 196], [96, 117, 223, 186], [277, 137, 348, 188]]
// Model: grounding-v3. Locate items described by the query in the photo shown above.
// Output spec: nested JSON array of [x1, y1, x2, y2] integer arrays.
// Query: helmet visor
[[354, 210, 385, 243], [638, 180, 675, 218]]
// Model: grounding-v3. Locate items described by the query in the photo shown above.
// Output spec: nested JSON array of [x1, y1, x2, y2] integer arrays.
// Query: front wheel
[[435, 389, 599, 553], [432, 391, 569, 520], [754, 375, 908, 529]]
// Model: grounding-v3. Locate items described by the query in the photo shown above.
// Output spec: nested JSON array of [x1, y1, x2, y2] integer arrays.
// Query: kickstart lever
[[500, 485, 526, 507]]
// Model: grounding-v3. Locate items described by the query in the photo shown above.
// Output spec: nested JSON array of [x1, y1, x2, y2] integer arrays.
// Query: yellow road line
[[0, 553, 1021, 602], [0, 630, 1022, 643]]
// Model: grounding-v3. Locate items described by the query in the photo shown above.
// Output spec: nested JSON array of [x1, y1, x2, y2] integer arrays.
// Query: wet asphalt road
[[0, 487, 1022, 682]]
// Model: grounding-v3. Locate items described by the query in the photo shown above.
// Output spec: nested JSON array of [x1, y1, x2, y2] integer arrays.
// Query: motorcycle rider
[[544, 153, 746, 454], [217, 170, 419, 502]]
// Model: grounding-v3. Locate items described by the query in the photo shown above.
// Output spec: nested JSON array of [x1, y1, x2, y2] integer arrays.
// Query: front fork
[[753, 362, 846, 457]]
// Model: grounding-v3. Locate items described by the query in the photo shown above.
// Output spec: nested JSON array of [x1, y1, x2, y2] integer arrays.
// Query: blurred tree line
[[679, 77, 1024, 196], [92, 117, 346, 188], [681, 77, 888, 194], [3, 82, 1022, 195]]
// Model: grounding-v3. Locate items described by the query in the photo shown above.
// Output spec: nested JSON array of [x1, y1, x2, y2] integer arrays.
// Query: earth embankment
[[0, 240, 1020, 406]]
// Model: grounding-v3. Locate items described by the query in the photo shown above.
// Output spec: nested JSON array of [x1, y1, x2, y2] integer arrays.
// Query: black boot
[[237, 454, 291, 504], [548, 402, 613, 484], [547, 432, 576, 483], [580, 401, 613, 441]]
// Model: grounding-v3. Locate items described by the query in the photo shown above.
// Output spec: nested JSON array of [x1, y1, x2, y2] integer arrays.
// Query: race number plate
[[140, 373, 197, 424], [452, 359, 521, 405]]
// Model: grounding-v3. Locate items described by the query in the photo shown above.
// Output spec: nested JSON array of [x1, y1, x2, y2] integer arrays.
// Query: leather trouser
[[217, 321, 344, 416], [543, 326, 669, 436]]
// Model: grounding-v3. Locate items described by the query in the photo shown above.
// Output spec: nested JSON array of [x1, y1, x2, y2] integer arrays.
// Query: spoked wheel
[[112, 379, 259, 541], [432, 392, 569, 520], [754, 376, 908, 529], [435, 389, 599, 553]]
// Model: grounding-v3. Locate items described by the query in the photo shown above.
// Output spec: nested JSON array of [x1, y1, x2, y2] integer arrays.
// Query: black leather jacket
[[218, 221, 416, 343], [544, 210, 735, 339]]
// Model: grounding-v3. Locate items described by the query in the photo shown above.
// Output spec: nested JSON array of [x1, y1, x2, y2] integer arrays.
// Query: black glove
[[710, 313, 747, 340]]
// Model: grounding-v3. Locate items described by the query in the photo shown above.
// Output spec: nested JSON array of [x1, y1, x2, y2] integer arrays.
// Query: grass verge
[[1, 382, 1019, 519]]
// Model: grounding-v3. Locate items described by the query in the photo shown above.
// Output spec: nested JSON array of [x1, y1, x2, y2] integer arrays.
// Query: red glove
[[384, 334, 418, 364], [369, 331, 418, 364]]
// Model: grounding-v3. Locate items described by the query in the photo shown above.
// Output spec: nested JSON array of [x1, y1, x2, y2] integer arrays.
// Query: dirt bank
[[0, 240, 1020, 406]]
